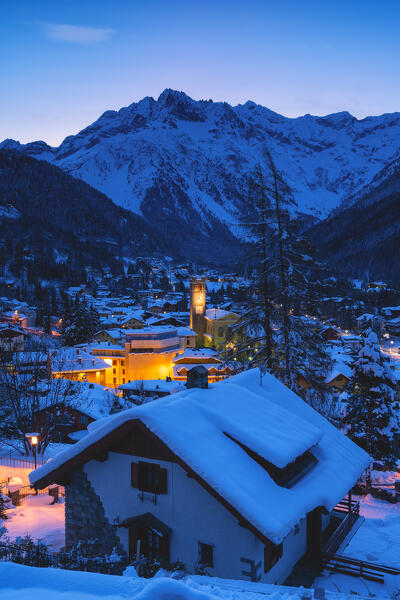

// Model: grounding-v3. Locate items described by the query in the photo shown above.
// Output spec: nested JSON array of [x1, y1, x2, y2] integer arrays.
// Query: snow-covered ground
[[343, 495, 400, 568], [0, 563, 391, 600], [0, 466, 33, 486], [315, 494, 400, 596], [4, 493, 65, 550]]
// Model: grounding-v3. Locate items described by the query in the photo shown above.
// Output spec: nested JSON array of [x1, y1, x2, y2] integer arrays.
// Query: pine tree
[[229, 155, 332, 395], [62, 298, 101, 346], [44, 315, 52, 335], [342, 330, 399, 475], [229, 165, 275, 370]]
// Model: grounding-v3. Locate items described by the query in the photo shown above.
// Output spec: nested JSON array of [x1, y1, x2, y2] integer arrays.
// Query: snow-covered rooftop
[[205, 308, 238, 320], [30, 369, 369, 544], [118, 379, 185, 394], [173, 348, 220, 362], [49, 348, 111, 373]]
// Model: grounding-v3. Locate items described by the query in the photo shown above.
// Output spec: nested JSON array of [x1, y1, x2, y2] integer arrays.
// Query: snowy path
[[5, 493, 65, 550], [342, 494, 400, 568]]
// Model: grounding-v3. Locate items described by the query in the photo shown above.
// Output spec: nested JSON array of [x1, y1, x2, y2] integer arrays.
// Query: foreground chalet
[[30, 369, 369, 583]]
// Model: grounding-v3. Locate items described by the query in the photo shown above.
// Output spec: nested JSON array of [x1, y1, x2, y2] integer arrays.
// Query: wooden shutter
[[158, 467, 167, 494], [131, 462, 139, 488]]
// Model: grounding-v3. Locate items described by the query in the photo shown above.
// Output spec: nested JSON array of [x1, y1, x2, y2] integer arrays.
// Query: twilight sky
[[1, 0, 399, 146]]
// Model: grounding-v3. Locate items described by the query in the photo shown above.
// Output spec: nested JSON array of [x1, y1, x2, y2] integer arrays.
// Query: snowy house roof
[[387, 316, 400, 326], [325, 362, 352, 383], [177, 327, 197, 337], [29, 369, 369, 545], [94, 329, 123, 339], [173, 348, 220, 363], [205, 308, 239, 320], [36, 380, 114, 420], [118, 379, 185, 394], [0, 323, 25, 336], [49, 348, 111, 373], [173, 363, 230, 375]]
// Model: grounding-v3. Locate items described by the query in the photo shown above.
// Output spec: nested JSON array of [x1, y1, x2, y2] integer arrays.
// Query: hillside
[[0, 151, 176, 279], [309, 158, 400, 283], [0, 149, 243, 269]]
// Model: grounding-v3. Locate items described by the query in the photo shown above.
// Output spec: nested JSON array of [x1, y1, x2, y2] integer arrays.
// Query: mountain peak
[[157, 88, 193, 106]]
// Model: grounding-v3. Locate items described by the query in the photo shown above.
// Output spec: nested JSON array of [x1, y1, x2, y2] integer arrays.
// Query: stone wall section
[[65, 466, 126, 558]]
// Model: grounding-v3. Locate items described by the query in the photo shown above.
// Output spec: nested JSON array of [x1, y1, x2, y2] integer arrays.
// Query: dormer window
[[224, 432, 318, 488]]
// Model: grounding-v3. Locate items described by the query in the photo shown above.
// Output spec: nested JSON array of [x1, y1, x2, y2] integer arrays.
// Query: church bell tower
[[190, 277, 206, 335]]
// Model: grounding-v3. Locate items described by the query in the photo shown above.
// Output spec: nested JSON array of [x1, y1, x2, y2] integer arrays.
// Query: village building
[[203, 308, 240, 351], [146, 314, 188, 328], [386, 316, 400, 338], [1, 309, 31, 329], [189, 277, 240, 349], [94, 329, 125, 345], [319, 326, 340, 342], [325, 367, 351, 391], [34, 381, 115, 443], [0, 323, 25, 352], [172, 348, 233, 383], [340, 333, 363, 351], [382, 306, 400, 319], [50, 348, 112, 386], [367, 281, 389, 291], [118, 379, 185, 403], [80, 327, 196, 388], [30, 369, 369, 584]]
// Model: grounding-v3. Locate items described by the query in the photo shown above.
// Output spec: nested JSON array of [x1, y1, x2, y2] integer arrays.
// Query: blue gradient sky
[[1, 0, 399, 145]]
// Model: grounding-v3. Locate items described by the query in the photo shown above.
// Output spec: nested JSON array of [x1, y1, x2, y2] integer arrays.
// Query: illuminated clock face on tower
[[194, 285, 205, 314]]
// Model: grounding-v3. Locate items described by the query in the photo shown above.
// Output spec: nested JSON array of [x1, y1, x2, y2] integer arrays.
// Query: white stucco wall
[[84, 452, 307, 583]]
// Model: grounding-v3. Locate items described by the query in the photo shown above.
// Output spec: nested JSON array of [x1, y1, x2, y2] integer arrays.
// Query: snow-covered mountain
[[2, 89, 400, 233]]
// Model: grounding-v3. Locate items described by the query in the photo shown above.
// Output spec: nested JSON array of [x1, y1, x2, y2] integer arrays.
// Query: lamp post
[[25, 433, 40, 470]]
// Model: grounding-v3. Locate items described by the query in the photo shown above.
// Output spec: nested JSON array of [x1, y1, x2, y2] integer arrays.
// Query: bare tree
[[0, 349, 82, 455]]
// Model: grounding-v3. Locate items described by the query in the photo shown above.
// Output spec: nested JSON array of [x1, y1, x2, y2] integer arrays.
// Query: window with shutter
[[131, 463, 139, 488], [132, 462, 168, 494], [158, 467, 167, 494]]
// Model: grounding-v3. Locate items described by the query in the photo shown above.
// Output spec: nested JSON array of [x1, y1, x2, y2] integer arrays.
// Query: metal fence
[[0, 455, 46, 470]]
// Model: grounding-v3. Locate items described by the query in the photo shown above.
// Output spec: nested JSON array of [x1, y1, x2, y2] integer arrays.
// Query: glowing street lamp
[[25, 433, 40, 470]]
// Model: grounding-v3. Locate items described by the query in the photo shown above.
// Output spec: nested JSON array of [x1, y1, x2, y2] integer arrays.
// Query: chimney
[[186, 365, 208, 389]]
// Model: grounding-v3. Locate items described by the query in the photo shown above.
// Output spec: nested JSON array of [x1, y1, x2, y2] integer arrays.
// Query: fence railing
[[2, 480, 64, 506], [333, 497, 359, 514], [322, 554, 400, 583], [0, 455, 47, 470], [18, 485, 51, 500], [323, 501, 360, 556]]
